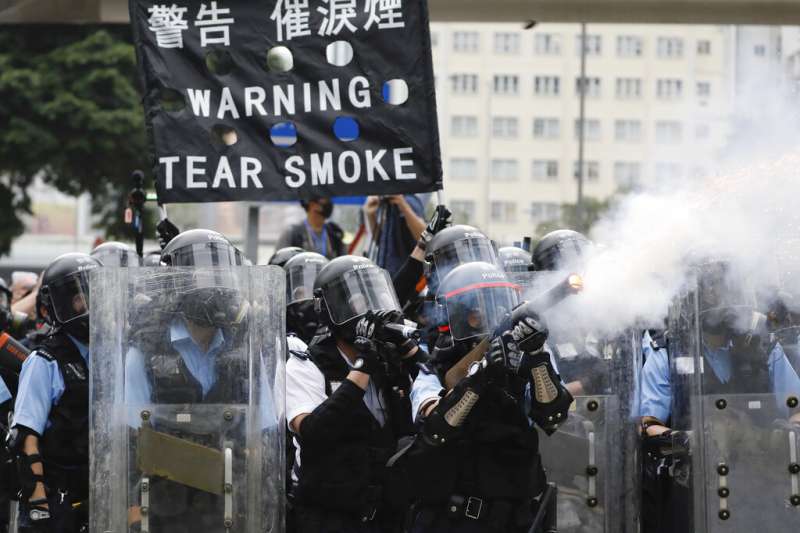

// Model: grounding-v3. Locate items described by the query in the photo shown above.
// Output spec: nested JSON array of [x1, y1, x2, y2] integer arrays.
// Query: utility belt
[[412, 494, 536, 530]]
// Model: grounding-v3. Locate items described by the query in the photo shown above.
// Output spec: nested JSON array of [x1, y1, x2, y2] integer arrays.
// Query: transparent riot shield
[[668, 264, 800, 532], [90, 266, 286, 533], [518, 272, 641, 533]]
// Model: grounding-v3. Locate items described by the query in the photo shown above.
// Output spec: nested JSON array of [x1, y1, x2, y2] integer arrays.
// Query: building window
[[494, 32, 520, 54], [490, 159, 518, 181], [754, 44, 766, 57], [451, 115, 478, 138], [614, 162, 642, 188], [534, 33, 561, 55], [614, 120, 643, 142], [492, 117, 519, 139], [450, 74, 479, 95], [450, 200, 476, 225], [453, 31, 479, 53], [575, 76, 602, 98], [657, 37, 684, 58], [696, 81, 711, 98], [616, 78, 642, 99], [576, 34, 602, 56], [655, 121, 683, 144], [617, 35, 643, 57], [695, 123, 710, 140], [656, 79, 683, 99], [493, 75, 520, 96], [449, 158, 478, 180], [529, 202, 561, 223], [574, 119, 602, 141], [697, 39, 711, 55], [534, 76, 561, 96], [533, 117, 560, 139], [532, 160, 559, 181], [655, 162, 683, 182], [431, 33, 439, 47], [491, 201, 518, 224], [573, 161, 600, 182]]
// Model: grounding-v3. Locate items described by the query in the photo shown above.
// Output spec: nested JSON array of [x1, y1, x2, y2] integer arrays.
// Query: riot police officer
[[283, 252, 329, 345], [268, 246, 306, 268], [498, 246, 531, 274], [530, 229, 592, 273], [402, 261, 572, 532], [640, 262, 800, 533], [286, 255, 424, 533], [90, 241, 142, 267], [121, 229, 280, 532], [8, 253, 101, 533]]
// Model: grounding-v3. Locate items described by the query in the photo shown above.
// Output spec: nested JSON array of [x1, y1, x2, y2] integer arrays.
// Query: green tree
[[0, 26, 151, 256]]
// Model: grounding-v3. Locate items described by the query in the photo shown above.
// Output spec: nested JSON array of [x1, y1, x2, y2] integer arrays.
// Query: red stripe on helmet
[[443, 281, 520, 299]]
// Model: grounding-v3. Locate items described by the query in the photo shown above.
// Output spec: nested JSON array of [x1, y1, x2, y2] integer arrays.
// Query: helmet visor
[[287, 261, 326, 304], [93, 249, 142, 268], [167, 242, 244, 267], [432, 238, 498, 279], [443, 282, 520, 341], [324, 267, 400, 325], [49, 272, 91, 324]]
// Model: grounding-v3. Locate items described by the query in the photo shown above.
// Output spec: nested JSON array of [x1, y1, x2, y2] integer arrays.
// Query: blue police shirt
[[639, 337, 800, 422], [125, 318, 226, 405], [12, 335, 88, 436], [125, 318, 278, 430]]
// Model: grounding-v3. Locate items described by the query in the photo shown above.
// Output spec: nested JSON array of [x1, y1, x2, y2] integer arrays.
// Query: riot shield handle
[[224, 443, 233, 530], [140, 476, 150, 533]]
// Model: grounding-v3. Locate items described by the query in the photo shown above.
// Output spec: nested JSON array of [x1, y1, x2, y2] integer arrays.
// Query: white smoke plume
[[537, 77, 800, 338]]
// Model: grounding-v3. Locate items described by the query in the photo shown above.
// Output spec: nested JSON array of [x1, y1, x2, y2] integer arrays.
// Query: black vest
[[35, 333, 89, 471], [408, 343, 545, 504], [132, 326, 248, 405], [293, 335, 415, 513]]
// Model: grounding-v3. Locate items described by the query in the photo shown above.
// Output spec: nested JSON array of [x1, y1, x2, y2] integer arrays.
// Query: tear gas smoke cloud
[[532, 79, 800, 339]]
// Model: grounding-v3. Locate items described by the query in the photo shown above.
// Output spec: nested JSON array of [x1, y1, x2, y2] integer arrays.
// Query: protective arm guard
[[420, 366, 484, 447], [523, 351, 573, 435]]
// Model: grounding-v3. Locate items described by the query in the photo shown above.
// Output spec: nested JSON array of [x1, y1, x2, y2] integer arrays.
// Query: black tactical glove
[[421, 362, 488, 447], [521, 351, 573, 435], [156, 218, 181, 250], [417, 205, 452, 251], [644, 429, 691, 458], [511, 313, 548, 355], [486, 331, 524, 375], [354, 310, 418, 358]]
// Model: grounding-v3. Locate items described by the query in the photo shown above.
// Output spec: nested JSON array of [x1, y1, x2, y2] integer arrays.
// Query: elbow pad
[[524, 352, 573, 435], [421, 365, 485, 447]]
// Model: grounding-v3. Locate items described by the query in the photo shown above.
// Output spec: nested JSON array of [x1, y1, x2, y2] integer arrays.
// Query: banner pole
[[436, 188, 446, 206]]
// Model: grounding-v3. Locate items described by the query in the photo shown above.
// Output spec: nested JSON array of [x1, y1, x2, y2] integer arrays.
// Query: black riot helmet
[[425, 225, 499, 293], [91, 241, 142, 267], [284, 252, 329, 341], [314, 256, 400, 341], [437, 262, 521, 342], [268, 246, 305, 268], [161, 229, 244, 267], [39, 253, 101, 343], [531, 229, 592, 272], [498, 246, 532, 273], [0, 277, 11, 310]]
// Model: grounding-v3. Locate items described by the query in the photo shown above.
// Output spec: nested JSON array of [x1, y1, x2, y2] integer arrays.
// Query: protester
[[364, 195, 427, 277], [276, 197, 347, 260]]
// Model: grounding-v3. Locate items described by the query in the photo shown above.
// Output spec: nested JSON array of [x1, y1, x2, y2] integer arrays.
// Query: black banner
[[130, 0, 442, 203]]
